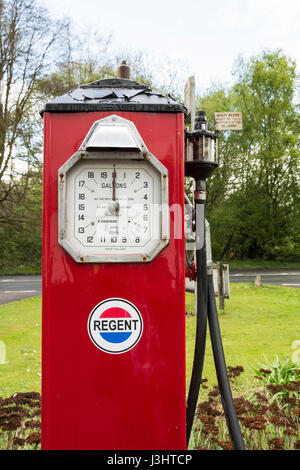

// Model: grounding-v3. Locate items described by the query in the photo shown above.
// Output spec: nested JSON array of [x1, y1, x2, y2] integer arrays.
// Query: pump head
[[185, 111, 218, 180]]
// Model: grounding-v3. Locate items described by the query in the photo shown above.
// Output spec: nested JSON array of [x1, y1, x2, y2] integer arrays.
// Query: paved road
[[0, 269, 299, 304], [230, 269, 300, 287], [0, 275, 42, 305], [186, 268, 300, 293]]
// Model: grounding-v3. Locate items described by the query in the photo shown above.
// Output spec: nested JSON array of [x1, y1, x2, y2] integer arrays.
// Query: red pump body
[[42, 83, 186, 450]]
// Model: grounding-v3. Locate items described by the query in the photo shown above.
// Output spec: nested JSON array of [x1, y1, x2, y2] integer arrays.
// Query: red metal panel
[[42, 111, 186, 450]]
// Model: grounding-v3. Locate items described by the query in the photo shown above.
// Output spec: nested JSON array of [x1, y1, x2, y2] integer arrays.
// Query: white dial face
[[65, 159, 162, 260]]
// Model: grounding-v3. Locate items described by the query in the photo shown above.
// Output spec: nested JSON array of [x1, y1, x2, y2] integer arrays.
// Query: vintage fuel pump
[[41, 63, 186, 450], [41, 62, 244, 450]]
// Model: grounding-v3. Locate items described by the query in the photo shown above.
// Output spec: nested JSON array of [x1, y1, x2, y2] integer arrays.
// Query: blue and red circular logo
[[87, 298, 143, 354]]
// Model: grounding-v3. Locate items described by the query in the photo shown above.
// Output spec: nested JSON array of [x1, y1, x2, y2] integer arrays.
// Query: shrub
[[0, 392, 41, 450], [191, 364, 300, 450]]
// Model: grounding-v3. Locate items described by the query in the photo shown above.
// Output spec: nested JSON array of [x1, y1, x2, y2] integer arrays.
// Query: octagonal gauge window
[[58, 116, 169, 263]]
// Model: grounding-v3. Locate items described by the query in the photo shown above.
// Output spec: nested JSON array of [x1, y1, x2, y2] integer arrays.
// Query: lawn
[[0, 297, 41, 397], [222, 259, 300, 269], [186, 283, 300, 394], [0, 284, 299, 398]]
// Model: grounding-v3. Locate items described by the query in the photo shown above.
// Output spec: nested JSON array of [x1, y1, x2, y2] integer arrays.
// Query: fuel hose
[[207, 273, 245, 450]]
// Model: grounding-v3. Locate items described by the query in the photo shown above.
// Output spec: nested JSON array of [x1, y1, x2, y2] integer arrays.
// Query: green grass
[[0, 297, 41, 397], [186, 283, 300, 393], [223, 258, 300, 269], [0, 264, 42, 276], [0, 284, 299, 398]]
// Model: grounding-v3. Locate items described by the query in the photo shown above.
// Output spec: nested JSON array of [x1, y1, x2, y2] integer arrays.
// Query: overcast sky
[[40, 0, 299, 94]]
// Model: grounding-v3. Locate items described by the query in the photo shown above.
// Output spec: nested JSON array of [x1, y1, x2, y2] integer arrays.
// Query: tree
[[36, 31, 189, 102], [0, 169, 42, 273], [0, 0, 69, 272], [36, 27, 115, 99], [199, 50, 300, 260], [0, 0, 69, 196]]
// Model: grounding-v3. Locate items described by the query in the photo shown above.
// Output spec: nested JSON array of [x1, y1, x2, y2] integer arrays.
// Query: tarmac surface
[[0, 270, 299, 305], [0, 275, 42, 305]]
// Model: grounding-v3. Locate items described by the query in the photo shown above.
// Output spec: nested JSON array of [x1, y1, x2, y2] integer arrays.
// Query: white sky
[[40, 0, 299, 94]]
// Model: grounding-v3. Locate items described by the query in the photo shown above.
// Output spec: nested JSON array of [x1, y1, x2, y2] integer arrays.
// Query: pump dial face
[[61, 157, 168, 262]]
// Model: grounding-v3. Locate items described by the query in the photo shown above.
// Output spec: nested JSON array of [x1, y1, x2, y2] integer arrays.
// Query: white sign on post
[[184, 76, 196, 131], [214, 112, 243, 131]]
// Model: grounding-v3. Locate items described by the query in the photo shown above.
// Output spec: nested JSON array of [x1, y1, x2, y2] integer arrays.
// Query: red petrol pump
[[41, 66, 186, 450], [41, 63, 245, 451]]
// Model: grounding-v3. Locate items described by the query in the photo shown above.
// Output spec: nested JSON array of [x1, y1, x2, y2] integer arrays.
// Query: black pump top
[[41, 77, 187, 115]]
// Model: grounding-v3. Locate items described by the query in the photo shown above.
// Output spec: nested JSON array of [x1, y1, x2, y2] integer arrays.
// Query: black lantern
[[185, 111, 218, 180]]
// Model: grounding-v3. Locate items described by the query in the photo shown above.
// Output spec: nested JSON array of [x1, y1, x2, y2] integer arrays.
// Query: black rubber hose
[[186, 198, 207, 447], [207, 273, 246, 450]]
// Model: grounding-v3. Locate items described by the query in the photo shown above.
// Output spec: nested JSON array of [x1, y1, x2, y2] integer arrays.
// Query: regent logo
[[87, 298, 143, 354]]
